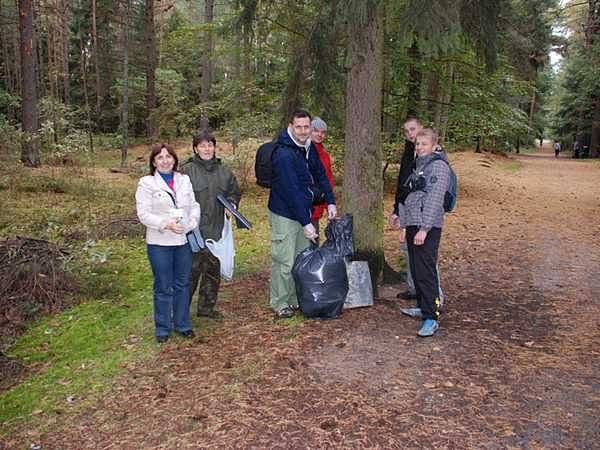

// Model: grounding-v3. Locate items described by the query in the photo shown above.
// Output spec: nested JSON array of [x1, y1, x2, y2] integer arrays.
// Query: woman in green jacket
[[181, 130, 241, 319]]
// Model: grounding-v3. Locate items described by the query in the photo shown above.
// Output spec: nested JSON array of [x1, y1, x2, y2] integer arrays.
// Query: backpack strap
[[403, 153, 449, 193]]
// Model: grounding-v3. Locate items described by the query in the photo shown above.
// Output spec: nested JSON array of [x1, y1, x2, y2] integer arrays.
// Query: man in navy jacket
[[268, 109, 336, 318]]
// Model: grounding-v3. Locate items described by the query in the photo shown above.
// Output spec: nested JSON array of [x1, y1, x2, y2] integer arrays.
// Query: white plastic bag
[[205, 216, 235, 281]]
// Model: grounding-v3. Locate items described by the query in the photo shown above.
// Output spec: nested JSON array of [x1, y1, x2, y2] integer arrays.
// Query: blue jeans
[[147, 244, 193, 337]]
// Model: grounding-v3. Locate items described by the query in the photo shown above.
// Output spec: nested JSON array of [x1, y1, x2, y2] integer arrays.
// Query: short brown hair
[[404, 117, 422, 126], [193, 129, 216, 149], [149, 143, 178, 175], [289, 108, 311, 124]]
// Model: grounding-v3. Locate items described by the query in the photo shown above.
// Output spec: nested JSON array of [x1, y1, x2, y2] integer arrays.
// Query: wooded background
[[1, 0, 599, 283], [2, 0, 599, 167]]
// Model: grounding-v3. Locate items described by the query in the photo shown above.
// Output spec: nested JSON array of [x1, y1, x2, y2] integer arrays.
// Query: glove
[[303, 223, 318, 242], [327, 204, 337, 220]]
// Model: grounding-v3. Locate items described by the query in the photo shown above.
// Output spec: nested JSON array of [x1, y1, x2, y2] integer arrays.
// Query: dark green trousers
[[190, 248, 221, 315]]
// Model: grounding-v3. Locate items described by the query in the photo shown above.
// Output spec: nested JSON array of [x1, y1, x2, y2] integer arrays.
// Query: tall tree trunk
[[199, 0, 214, 129], [428, 70, 440, 125], [158, 0, 164, 65], [280, 42, 305, 128], [18, 0, 40, 167], [92, 0, 101, 113], [438, 62, 454, 143], [121, 0, 131, 167], [1, 1, 18, 118], [243, 29, 252, 112], [14, 26, 22, 102], [79, 34, 94, 155], [36, 15, 45, 99], [342, 0, 384, 293], [145, 0, 157, 139], [62, 0, 70, 104], [406, 39, 422, 117], [528, 84, 536, 128]]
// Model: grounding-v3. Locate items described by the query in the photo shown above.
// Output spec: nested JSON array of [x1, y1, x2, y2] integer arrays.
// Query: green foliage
[[0, 0, 569, 160], [397, 0, 465, 58], [0, 115, 22, 156], [153, 69, 187, 140], [551, 41, 600, 142], [446, 54, 532, 147], [0, 88, 20, 114], [160, 23, 204, 104]]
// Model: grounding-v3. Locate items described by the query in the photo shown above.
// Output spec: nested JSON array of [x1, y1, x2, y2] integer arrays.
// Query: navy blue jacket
[[268, 129, 335, 226]]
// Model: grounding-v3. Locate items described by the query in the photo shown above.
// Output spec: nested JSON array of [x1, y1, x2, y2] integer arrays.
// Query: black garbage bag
[[322, 214, 353, 257], [292, 215, 353, 319]]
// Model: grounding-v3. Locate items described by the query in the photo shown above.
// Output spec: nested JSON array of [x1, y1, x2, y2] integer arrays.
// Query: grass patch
[[233, 188, 271, 277], [500, 160, 522, 173], [0, 239, 157, 435]]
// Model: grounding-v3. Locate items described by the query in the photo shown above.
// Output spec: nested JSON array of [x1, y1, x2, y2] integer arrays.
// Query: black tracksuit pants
[[406, 226, 442, 321]]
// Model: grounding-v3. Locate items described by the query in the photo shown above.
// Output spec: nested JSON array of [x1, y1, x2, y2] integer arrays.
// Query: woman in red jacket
[[310, 117, 335, 236]]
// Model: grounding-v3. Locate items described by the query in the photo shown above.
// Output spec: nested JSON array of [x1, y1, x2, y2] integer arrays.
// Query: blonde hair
[[416, 128, 439, 144]]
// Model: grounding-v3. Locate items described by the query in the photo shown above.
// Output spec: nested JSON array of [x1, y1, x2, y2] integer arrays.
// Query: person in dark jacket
[[390, 117, 445, 307], [389, 118, 421, 300], [269, 109, 336, 319], [180, 130, 241, 319], [397, 128, 451, 337]]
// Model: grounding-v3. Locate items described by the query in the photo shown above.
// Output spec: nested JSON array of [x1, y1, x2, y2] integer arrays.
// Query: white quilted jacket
[[135, 171, 200, 246]]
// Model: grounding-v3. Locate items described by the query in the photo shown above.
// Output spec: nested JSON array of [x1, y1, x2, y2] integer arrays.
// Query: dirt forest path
[[6, 149, 600, 449]]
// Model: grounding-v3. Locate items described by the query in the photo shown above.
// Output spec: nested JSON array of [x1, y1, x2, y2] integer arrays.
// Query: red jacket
[[311, 142, 335, 221]]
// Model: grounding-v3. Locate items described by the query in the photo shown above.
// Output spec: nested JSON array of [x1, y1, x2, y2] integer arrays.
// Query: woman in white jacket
[[136, 144, 200, 343]]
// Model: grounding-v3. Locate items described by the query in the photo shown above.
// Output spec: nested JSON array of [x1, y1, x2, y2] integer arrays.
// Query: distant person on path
[[136, 144, 200, 343], [310, 117, 335, 238], [573, 141, 580, 159], [389, 118, 444, 306], [181, 130, 241, 320], [268, 109, 336, 319], [397, 129, 450, 337], [554, 141, 561, 158]]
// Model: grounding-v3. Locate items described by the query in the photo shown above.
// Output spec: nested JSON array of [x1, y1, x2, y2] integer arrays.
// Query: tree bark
[[528, 84, 536, 128], [18, 0, 40, 167], [92, 0, 101, 113], [199, 0, 214, 129], [1, 1, 18, 118], [145, 0, 157, 139], [62, 0, 70, 104], [406, 39, 422, 117], [438, 62, 454, 143], [280, 42, 305, 128], [342, 1, 384, 293], [79, 34, 94, 155], [121, 0, 131, 167]]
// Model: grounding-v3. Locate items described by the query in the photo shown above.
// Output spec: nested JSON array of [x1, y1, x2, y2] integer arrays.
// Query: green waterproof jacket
[[180, 155, 241, 241]]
